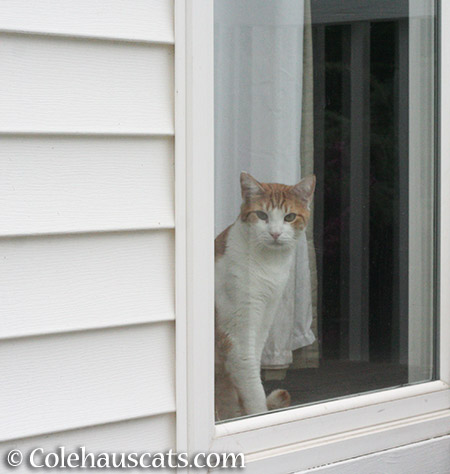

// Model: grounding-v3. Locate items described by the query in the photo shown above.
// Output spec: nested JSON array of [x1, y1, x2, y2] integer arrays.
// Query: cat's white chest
[[215, 223, 293, 343]]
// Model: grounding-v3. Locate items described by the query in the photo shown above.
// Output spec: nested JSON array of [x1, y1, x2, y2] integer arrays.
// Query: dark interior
[[263, 0, 411, 407]]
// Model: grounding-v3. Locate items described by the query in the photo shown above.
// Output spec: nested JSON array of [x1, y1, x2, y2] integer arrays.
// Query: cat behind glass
[[215, 172, 316, 421]]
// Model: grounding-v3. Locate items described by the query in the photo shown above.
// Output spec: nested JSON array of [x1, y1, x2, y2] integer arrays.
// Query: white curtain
[[215, 0, 315, 367]]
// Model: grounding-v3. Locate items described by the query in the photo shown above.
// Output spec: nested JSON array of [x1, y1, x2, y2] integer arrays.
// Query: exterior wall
[[0, 2, 446, 472], [296, 435, 450, 473], [0, 0, 176, 464]]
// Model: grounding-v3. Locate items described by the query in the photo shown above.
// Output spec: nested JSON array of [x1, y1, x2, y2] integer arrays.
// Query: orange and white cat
[[215, 172, 316, 420]]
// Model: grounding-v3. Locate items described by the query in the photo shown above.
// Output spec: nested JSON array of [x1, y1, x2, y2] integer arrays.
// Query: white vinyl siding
[[1, 232, 174, 339], [0, 137, 174, 236], [295, 435, 450, 473], [0, 35, 173, 134], [0, 0, 175, 453], [0, 324, 175, 441], [0, 414, 175, 472], [0, 0, 174, 44]]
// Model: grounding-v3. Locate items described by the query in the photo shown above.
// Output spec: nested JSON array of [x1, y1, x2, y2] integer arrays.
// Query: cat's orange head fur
[[240, 172, 315, 238]]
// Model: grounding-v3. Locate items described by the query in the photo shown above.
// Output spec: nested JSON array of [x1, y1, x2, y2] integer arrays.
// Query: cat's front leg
[[225, 346, 267, 415]]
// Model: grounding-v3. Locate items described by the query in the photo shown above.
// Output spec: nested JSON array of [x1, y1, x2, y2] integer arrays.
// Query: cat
[[215, 172, 316, 421]]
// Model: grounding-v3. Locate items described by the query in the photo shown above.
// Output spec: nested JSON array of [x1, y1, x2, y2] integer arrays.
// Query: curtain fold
[[215, 0, 317, 368], [291, 0, 320, 370]]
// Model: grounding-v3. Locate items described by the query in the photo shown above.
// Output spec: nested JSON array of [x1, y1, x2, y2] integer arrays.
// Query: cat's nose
[[270, 232, 281, 240]]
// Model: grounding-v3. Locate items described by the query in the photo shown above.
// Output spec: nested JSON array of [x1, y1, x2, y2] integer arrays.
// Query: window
[[214, 0, 436, 422], [176, 0, 450, 470]]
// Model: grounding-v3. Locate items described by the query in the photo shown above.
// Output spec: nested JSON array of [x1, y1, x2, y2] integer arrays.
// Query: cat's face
[[239, 172, 315, 251]]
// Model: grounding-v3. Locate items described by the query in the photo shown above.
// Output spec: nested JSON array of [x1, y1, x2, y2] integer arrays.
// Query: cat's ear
[[292, 175, 316, 208], [240, 172, 264, 200]]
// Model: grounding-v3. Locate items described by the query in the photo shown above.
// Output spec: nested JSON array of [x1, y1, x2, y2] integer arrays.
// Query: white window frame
[[175, 1, 450, 471]]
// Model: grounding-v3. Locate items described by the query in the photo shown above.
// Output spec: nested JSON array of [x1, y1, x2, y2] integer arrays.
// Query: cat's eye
[[256, 211, 268, 221], [284, 213, 297, 222]]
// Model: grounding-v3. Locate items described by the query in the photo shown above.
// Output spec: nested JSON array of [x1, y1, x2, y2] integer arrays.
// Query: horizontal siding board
[[0, 231, 174, 339], [0, 0, 174, 44], [0, 323, 175, 441], [0, 136, 174, 236], [0, 34, 174, 134], [1, 413, 175, 473], [295, 435, 450, 473]]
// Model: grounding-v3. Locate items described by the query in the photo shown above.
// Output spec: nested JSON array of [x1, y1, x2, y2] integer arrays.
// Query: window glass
[[214, 0, 437, 422]]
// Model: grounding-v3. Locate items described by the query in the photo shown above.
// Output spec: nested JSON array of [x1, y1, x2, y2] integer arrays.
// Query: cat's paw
[[267, 389, 291, 410]]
